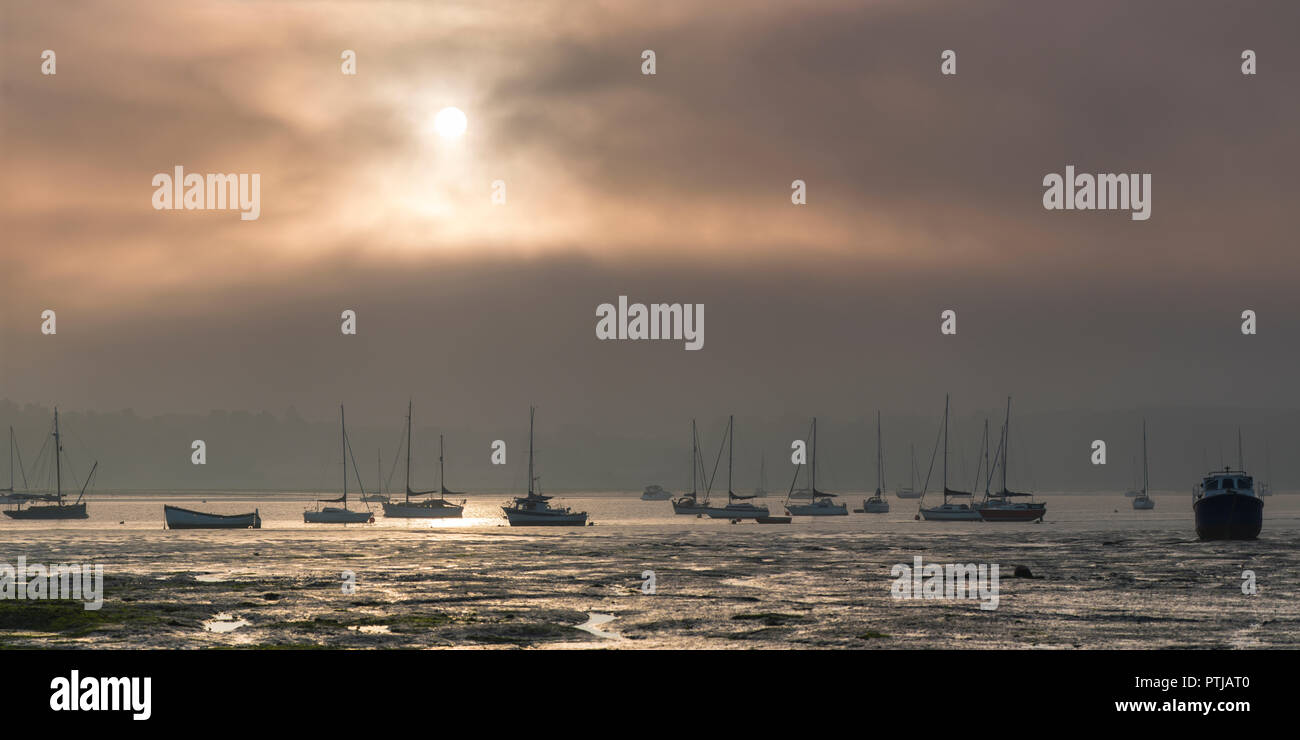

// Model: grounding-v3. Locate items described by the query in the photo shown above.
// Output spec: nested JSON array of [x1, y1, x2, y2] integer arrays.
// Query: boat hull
[[4, 503, 88, 520], [381, 501, 464, 518], [785, 502, 847, 516], [1132, 496, 1155, 510], [672, 499, 712, 515], [919, 506, 981, 521], [1194, 493, 1262, 540], [304, 508, 373, 524], [894, 490, 922, 500], [706, 505, 770, 519], [977, 503, 1046, 522], [164, 505, 260, 529], [860, 499, 890, 513], [503, 509, 588, 526]]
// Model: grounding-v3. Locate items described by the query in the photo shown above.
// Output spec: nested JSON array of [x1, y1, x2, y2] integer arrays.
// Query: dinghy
[[164, 505, 261, 529]]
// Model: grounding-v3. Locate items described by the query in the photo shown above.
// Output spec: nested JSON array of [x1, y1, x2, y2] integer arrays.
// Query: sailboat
[[1192, 429, 1263, 540], [752, 454, 770, 498], [672, 419, 712, 514], [3, 409, 92, 520], [894, 443, 922, 499], [304, 405, 374, 524], [976, 396, 1046, 522], [860, 412, 889, 513], [919, 395, 980, 521], [785, 418, 847, 516], [0, 427, 29, 504], [383, 402, 466, 518], [705, 416, 771, 520], [1132, 422, 1154, 510], [502, 407, 588, 526], [360, 450, 390, 502]]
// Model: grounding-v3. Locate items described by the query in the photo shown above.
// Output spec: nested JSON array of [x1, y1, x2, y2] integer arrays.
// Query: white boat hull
[[919, 505, 981, 521], [1132, 496, 1155, 510], [861, 499, 890, 513]]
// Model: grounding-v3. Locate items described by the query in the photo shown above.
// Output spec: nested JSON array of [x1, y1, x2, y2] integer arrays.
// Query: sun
[[433, 107, 467, 138]]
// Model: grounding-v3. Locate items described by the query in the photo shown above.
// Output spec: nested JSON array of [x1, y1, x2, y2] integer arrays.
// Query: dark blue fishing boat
[[1193, 433, 1262, 540]]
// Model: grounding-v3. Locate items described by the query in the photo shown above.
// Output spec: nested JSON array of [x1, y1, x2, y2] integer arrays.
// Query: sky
[[2, 0, 1299, 488]]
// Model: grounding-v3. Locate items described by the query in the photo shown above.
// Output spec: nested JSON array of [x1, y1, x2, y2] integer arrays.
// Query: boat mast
[[983, 418, 991, 496], [942, 394, 949, 499], [405, 400, 413, 503], [439, 434, 446, 500], [811, 417, 817, 495], [54, 408, 63, 504], [528, 407, 535, 496], [727, 415, 734, 496], [340, 405, 348, 507], [691, 419, 697, 496], [876, 411, 883, 494], [1142, 419, 1148, 496], [910, 443, 915, 491], [1237, 427, 1243, 471], [1002, 396, 1011, 495]]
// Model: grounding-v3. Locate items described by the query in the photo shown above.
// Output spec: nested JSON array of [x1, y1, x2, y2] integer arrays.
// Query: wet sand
[[3, 513, 1296, 649]]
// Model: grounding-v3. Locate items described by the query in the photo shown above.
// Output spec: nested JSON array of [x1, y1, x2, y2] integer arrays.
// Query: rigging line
[[704, 419, 728, 495], [343, 427, 369, 508], [919, 411, 944, 498]]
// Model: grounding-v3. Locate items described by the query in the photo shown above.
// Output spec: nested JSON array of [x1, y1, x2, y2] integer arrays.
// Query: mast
[[691, 419, 697, 495], [405, 400, 413, 503], [340, 405, 347, 506], [528, 406, 535, 496], [977, 418, 987, 494], [1002, 396, 1011, 494], [439, 434, 446, 499], [1142, 419, 1148, 496], [875, 411, 883, 494], [910, 443, 915, 491], [377, 449, 381, 495], [942, 395, 949, 495], [1237, 427, 1243, 471], [727, 415, 734, 496], [54, 408, 63, 504], [811, 417, 817, 495]]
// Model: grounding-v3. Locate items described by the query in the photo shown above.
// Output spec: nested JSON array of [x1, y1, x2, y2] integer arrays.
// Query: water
[[1, 491, 1297, 649]]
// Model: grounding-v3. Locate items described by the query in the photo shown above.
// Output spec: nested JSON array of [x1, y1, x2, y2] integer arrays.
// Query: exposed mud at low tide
[[2, 526, 1296, 649]]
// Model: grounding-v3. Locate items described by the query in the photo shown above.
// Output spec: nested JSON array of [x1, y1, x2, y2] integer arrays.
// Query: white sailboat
[[502, 407, 588, 526], [1132, 421, 1154, 510], [705, 415, 771, 520], [304, 405, 374, 524], [860, 411, 890, 513], [919, 395, 981, 521], [785, 418, 847, 516], [383, 401, 466, 518]]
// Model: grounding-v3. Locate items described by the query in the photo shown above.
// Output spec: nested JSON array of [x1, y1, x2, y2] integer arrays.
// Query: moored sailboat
[[706, 416, 770, 520], [304, 405, 374, 524], [502, 407, 588, 526], [0, 426, 29, 505], [672, 419, 712, 515], [1132, 421, 1154, 510], [860, 411, 889, 514], [894, 443, 922, 499], [383, 402, 466, 518], [785, 418, 847, 516], [919, 395, 980, 521], [976, 397, 1046, 522], [3, 409, 92, 520]]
